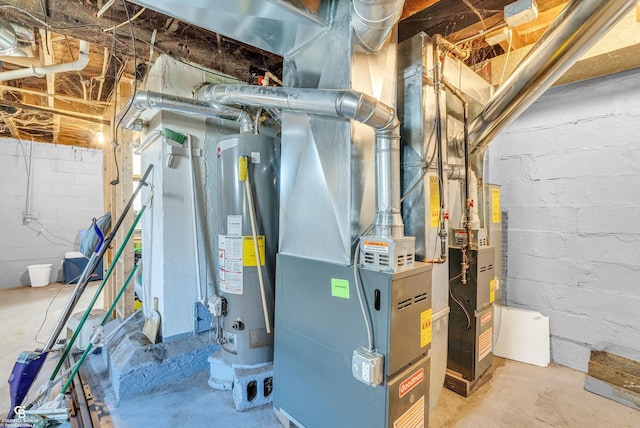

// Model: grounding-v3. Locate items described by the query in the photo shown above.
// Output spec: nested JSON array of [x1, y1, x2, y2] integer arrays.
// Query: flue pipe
[[196, 84, 405, 239], [469, 0, 639, 154], [116, 91, 254, 133], [0, 40, 90, 81], [352, 0, 405, 53]]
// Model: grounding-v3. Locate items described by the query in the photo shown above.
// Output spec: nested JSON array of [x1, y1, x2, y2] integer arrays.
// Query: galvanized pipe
[[352, 0, 405, 53], [196, 84, 404, 238], [116, 90, 254, 133], [469, 0, 639, 154]]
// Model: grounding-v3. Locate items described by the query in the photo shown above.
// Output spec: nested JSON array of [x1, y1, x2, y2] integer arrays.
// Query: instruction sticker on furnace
[[420, 309, 432, 348], [363, 241, 389, 254], [218, 235, 244, 294]]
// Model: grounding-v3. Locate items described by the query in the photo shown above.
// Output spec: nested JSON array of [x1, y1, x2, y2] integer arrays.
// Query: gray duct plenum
[[469, 0, 638, 159], [196, 84, 405, 239], [116, 90, 254, 133], [352, 0, 406, 53]]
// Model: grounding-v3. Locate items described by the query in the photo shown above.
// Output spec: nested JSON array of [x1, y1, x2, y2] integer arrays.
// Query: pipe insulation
[[469, 0, 639, 154], [352, 0, 405, 53], [0, 40, 90, 81], [116, 91, 254, 133], [196, 84, 405, 239]]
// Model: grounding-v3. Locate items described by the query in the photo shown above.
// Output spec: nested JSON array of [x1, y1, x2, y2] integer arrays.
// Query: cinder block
[[232, 363, 274, 411], [547, 310, 619, 349], [586, 261, 640, 297], [507, 206, 578, 233], [577, 205, 640, 234], [551, 286, 640, 327], [562, 175, 640, 205], [507, 254, 590, 286], [550, 336, 590, 372], [566, 234, 640, 266], [508, 230, 568, 258], [505, 278, 552, 310], [500, 180, 566, 207]]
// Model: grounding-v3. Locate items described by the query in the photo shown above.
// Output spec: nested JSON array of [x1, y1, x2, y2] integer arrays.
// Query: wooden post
[[102, 75, 136, 319]]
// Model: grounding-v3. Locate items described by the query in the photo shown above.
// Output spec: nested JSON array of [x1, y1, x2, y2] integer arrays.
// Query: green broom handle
[[60, 263, 139, 395], [50, 201, 149, 380]]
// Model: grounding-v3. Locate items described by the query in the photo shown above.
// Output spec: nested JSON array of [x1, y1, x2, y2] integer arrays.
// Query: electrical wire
[[114, 0, 139, 130], [102, 7, 146, 32], [499, 28, 513, 87], [17, 139, 76, 247], [0, 5, 102, 30], [34, 284, 71, 345], [449, 272, 472, 331], [353, 241, 374, 351]]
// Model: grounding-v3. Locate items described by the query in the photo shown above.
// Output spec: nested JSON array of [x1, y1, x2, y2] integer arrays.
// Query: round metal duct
[[0, 17, 17, 56]]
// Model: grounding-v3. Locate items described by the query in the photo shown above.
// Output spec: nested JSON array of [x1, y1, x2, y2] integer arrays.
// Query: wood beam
[[0, 98, 109, 124], [401, 0, 441, 20], [399, 0, 513, 42], [0, 84, 112, 106], [0, 0, 282, 82]]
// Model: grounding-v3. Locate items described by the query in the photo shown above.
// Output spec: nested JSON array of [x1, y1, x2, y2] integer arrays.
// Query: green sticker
[[331, 278, 350, 299]]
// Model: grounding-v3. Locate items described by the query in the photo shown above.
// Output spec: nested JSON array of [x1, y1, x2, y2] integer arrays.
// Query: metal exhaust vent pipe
[[116, 90, 254, 133], [469, 0, 639, 161], [0, 17, 17, 55], [196, 84, 405, 239]]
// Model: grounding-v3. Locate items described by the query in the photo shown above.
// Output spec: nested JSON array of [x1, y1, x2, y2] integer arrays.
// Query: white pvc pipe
[[0, 40, 89, 81], [187, 134, 205, 304]]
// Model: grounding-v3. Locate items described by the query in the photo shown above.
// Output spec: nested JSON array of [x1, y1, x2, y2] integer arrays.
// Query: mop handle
[[43, 164, 153, 353], [59, 264, 139, 396], [49, 200, 151, 381]]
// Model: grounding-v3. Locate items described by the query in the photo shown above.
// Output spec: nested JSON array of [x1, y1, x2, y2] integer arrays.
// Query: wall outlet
[[352, 347, 384, 387]]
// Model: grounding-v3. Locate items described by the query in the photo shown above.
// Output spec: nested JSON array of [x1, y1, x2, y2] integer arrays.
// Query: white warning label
[[363, 240, 389, 254], [227, 215, 242, 237], [218, 235, 244, 294], [394, 396, 424, 428], [478, 327, 493, 361]]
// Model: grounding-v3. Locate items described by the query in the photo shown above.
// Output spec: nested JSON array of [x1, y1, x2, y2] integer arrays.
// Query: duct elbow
[[352, 0, 405, 53]]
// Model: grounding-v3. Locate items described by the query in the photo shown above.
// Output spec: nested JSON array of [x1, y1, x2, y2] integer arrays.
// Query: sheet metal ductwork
[[469, 0, 639, 161], [116, 90, 254, 133], [196, 84, 405, 239], [352, 0, 406, 53]]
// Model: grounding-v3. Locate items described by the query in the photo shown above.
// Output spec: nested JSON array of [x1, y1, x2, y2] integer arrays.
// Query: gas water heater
[[214, 132, 278, 366]]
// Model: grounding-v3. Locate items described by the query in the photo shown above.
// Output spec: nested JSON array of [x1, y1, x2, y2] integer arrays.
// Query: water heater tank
[[216, 133, 279, 366]]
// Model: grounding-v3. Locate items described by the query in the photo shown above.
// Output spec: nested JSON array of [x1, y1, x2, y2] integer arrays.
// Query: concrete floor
[[0, 281, 102, 416], [2, 284, 639, 427]]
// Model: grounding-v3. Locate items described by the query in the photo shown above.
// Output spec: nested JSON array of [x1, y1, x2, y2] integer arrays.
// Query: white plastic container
[[27, 264, 52, 287]]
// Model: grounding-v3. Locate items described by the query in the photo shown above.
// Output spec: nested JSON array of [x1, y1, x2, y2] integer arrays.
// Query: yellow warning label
[[490, 279, 496, 303], [492, 188, 501, 223], [429, 176, 440, 228], [420, 309, 432, 348], [394, 395, 424, 428], [238, 156, 248, 182], [242, 236, 265, 266]]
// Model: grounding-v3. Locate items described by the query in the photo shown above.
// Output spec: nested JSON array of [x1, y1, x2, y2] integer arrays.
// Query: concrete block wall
[[0, 139, 103, 288], [487, 69, 640, 371]]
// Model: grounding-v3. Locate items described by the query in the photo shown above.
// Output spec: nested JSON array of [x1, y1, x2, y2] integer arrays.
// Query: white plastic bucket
[[27, 264, 52, 287]]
